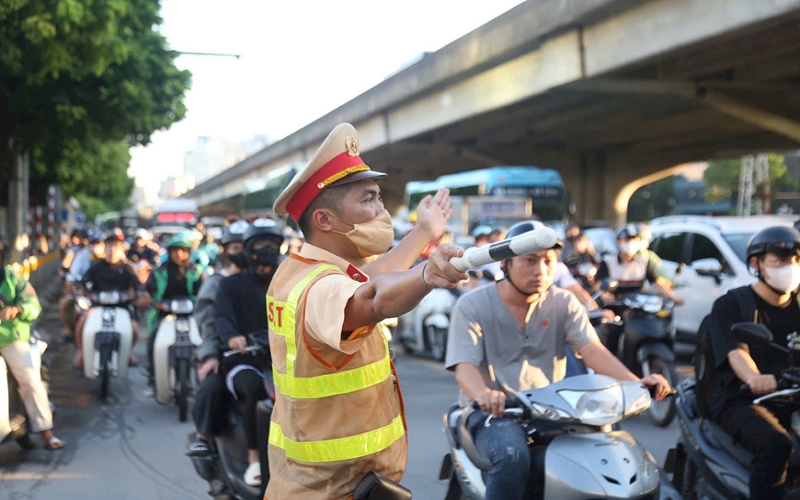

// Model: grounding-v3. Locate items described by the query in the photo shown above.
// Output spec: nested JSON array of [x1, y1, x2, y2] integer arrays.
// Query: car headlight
[[98, 291, 120, 305], [170, 299, 194, 315], [558, 385, 624, 426]]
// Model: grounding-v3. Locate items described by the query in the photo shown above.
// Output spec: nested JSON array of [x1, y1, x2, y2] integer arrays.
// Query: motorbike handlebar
[[223, 344, 263, 358], [449, 228, 559, 272]]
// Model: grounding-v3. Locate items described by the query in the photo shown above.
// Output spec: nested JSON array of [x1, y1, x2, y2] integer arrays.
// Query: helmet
[[616, 224, 639, 240], [472, 225, 493, 238], [168, 231, 194, 249], [746, 226, 800, 262], [88, 230, 105, 244], [243, 218, 284, 250], [504, 220, 563, 249], [134, 228, 149, 240], [221, 220, 249, 246], [105, 228, 125, 243]]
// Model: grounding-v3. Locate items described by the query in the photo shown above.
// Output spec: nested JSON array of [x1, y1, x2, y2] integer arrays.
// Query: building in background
[[183, 135, 269, 184], [159, 174, 196, 200]]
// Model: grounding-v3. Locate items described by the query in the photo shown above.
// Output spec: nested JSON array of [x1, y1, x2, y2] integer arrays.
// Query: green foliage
[[703, 154, 793, 203], [0, 0, 191, 208]]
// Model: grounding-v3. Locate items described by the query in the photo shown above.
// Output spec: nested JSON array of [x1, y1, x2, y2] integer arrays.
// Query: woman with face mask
[[702, 225, 800, 500], [212, 218, 285, 486]]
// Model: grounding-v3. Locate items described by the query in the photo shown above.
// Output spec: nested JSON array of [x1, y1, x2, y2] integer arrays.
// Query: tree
[[0, 0, 190, 209], [703, 154, 794, 204]]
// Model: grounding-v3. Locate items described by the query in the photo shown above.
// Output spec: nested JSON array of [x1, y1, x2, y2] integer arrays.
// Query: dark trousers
[[192, 372, 226, 436], [714, 404, 794, 500], [467, 411, 536, 500], [231, 369, 267, 450]]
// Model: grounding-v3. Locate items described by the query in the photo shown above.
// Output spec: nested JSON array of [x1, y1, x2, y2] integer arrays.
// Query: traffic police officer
[[266, 123, 466, 499]]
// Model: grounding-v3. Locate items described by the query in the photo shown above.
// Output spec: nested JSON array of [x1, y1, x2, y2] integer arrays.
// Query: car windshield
[[723, 232, 755, 263]]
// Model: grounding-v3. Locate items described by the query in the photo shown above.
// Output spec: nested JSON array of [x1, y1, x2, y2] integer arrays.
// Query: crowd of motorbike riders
[[4, 203, 800, 500]]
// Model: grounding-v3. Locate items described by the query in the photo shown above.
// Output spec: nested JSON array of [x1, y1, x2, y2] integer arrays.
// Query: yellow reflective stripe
[[273, 348, 390, 399], [267, 298, 293, 336], [280, 264, 340, 376], [269, 415, 405, 463]]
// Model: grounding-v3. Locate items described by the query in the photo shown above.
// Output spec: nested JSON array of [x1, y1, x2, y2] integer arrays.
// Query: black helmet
[[616, 224, 639, 240], [243, 218, 284, 251], [504, 220, 563, 249], [221, 220, 249, 246], [746, 226, 800, 262]]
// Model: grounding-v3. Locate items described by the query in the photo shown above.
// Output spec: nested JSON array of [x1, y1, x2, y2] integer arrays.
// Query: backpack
[[694, 286, 758, 417]]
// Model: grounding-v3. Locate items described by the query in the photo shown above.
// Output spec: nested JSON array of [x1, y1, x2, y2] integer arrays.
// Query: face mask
[[762, 264, 800, 294], [619, 241, 638, 256], [249, 245, 280, 270], [228, 252, 247, 269], [328, 210, 394, 258]]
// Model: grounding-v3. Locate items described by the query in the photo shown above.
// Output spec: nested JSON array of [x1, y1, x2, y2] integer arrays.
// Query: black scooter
[[187, 330, 274, 500], [666, 323, 800, 500], [603, 288, 677, 427]]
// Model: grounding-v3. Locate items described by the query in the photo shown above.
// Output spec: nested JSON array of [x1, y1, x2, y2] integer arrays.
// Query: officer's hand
[[641, 373, 671, 400], [198, 357, 219, 383], [476, 389, 507, 418], [414, 188, 452, 240], [0, 306, 20, 321], [747, 374, 777, 395], [228, 335, 248, 354], [423, 244, 469, 289]]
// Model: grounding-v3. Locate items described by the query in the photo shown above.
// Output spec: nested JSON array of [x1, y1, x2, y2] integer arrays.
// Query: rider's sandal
[[44, 436, 65, 450], [187, 439, 210, 457], [244, 462, 261, 486]]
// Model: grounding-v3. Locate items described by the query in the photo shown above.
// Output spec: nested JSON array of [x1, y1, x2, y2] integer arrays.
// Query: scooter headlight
[[529, 402, 572, 422], [98, 291, 121, 305], [636, 294, 664, 314], [76, 297, 92, 311], [558, 385, 624, 426], [627, 390, 652, 416], [170, 299, 194, 315]]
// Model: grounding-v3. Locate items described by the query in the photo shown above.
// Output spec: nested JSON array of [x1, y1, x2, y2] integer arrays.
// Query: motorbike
[[0, 330, 48, 450], [603, 290, 678, 427], [187, 330, 274, 500], [398, 288, 458, 361], [152, 297, 201, 421], [77, 290, 136, 400], [570, 261, 599, 291], [666, 323, 800, 500], [439, 374, 678, 499]]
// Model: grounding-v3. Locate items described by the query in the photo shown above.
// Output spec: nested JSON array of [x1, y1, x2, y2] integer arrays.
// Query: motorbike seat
[[699, 418, 754, 467], [456, 410, 493, 471]]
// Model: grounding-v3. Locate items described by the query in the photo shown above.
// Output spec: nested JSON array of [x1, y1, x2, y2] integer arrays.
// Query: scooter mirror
[[732, 323, 773, 346]]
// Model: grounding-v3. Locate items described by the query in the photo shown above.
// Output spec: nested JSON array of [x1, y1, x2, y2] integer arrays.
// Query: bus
[[404, 166, 570, 232]]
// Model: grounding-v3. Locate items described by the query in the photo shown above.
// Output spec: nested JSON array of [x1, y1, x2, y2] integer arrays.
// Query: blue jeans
[[466, 410, 534, 500]]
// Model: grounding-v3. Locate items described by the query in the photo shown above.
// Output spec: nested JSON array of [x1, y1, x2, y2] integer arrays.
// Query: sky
[[129, 0, 526, 202]]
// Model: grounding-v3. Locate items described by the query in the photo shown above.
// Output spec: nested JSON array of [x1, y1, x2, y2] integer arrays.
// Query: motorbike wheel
[[177, 357, 190, 423], [99, 344, 112, 401], [444, 470, 464, 500], [646, 358, 677, 427], [16, 434, 37, 451], [427, 326, 448, 362]]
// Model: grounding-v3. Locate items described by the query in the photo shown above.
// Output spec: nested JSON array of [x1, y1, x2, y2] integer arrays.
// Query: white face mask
[[762, 264, 800, 294], [619, 240, 639, 256]]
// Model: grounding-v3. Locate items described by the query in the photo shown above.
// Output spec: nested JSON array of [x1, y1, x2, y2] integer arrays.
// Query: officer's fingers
[[436, 243, 464, 261], [418, 195, 432, 210], [432, 189, 445, 206]]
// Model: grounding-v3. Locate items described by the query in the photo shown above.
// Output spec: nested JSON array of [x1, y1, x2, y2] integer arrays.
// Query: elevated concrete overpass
[[184, 0, 800, 226]]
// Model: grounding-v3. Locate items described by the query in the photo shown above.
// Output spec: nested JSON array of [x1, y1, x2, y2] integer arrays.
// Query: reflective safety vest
[[266, 255, 407, 500]]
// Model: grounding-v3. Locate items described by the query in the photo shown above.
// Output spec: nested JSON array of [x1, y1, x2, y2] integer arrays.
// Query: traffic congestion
[[4, 1, 800, 499]]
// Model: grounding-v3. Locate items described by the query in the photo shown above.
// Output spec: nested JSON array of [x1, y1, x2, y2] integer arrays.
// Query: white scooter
[[440, 374, 681, 499], [77, 291, 135, 400], [398, 288, 457, 361], [152, 297, 201, 422], [0, 330, 47, 449]]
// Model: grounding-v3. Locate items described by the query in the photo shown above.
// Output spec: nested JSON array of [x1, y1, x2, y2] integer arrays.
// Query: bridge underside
[[360, 11, 800, 224]]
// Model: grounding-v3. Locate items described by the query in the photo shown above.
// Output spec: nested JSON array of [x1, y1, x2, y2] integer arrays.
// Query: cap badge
[[345, 137, 359, 157]]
